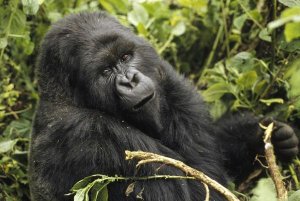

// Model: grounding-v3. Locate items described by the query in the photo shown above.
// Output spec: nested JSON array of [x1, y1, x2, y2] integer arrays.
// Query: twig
[[203, 182, 210, 201], [196, 24, 223, 86], [125, 150, 240, 201], [261, 123, 288, 201]]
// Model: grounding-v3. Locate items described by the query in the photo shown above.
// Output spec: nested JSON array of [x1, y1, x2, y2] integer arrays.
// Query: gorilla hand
[[261, 119, 299, 160]]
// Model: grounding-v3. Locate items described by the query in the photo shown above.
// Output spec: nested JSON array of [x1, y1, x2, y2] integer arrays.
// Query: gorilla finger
[[272, 124, 295, 140], [278, 147, 299, 158], [260, 117, 274, 126], [273, 136, 299, 148]]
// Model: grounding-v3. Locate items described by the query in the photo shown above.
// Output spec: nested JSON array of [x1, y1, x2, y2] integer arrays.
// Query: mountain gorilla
[[29, 12, 299, 201]]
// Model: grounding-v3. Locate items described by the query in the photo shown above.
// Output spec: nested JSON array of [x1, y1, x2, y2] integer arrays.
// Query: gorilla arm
[[29, 101, 192, 201]]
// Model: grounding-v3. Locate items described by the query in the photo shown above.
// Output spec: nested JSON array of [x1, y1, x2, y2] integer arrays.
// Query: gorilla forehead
[[52, 12, 143, 47], [53, 12, 126, 35]]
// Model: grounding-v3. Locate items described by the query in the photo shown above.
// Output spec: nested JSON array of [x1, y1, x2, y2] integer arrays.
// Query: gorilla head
[[38, 12, 165, 135]]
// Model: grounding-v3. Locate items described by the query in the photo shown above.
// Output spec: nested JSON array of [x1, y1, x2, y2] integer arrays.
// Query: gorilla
[[29, 12, 299, 201]]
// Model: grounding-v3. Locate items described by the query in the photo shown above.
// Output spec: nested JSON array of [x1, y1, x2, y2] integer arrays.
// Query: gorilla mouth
[[133, 93, 155, 110]]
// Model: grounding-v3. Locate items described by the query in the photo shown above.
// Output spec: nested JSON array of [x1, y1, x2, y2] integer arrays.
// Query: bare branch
[[125, 150, 240, 201]]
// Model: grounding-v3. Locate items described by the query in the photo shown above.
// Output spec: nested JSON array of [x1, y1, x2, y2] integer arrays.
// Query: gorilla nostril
[[122, 71, 139, 88], [116, 75, 136, 90], [132, 73, 139, 84]]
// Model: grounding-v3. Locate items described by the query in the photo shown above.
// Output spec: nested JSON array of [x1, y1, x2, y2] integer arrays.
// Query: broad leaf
[[0, 37, 8, 49], [202, 82, 233, 102], [289, 190, 300, 201], [128, 3, 149, 26], [237, 71, 258, 90], [250, 178, 277, 201], [0, 140, 17, 153], [279, 0, 300, 7], [171, 21, 186, 36], [22, 0, 40, 15]]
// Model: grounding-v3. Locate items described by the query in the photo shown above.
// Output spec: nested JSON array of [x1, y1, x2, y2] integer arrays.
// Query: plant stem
[[0, 7, 16, 61], [196, 24, 223, 86], [221, 0, 230, 57], [271, 0, 277, 71], [126, 150, 240, 201], [238, 0, 263, 29]]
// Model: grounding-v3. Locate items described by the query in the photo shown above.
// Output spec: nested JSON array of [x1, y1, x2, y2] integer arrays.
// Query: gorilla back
[[29, 12, 299, 201]]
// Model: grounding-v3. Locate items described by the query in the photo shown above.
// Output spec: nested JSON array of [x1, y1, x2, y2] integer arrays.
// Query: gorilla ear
[[58, 34, 79, 71]]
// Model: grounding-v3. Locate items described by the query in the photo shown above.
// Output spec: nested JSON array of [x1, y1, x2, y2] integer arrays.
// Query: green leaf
[[260, 98, 284, 106], [48, 12, 63, 23], [95, 186, 108, 201], [289, 190, 300, 201], [279, 38, 300, 52], [285, 60, 300, 110], [99, 0, 128, 14], [3, 119, 31, 138], [250, 178, 277, 201], [91, 181, 110, 201], [202, 82, 233, 102], [268, 7, 300, 30], [127, 3, 149, 26], [71, 175, 103, 191], [233, 14, 247, 31], [12, 9, 26, 34], [171, 21, 186, 36], [74, 188, 86, 201], [259, 28, 271, 42], [227, 52, 255, 72], [22, 0, 40, 15], [0, 37, 8, 49], [285, 22, 300, 42], [253, 80, 267, 95], [237, 71, 258, 90], [279, 0, 300, 7], [177, 0, 207, 15], [209, 100, 227, 120], [268, 7, 300, 41], [0, 140, 17, 153]]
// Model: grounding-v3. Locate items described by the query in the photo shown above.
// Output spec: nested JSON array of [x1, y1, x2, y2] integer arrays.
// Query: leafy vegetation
[[1, 0, 300, 200]]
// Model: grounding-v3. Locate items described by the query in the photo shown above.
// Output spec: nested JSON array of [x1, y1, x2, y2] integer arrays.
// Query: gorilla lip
[[133, 92, 155, 110]]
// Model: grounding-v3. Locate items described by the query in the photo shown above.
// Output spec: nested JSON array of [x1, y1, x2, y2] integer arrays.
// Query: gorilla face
[[67, 18, 165, 134]]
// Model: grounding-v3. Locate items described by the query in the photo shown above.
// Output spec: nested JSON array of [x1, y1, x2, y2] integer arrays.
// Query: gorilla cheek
[[115, 68, 156, 111]]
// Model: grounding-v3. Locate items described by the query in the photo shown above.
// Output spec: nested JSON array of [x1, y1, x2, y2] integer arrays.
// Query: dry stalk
[[125, 150, 240, 201], [261, 122, 288, 201]]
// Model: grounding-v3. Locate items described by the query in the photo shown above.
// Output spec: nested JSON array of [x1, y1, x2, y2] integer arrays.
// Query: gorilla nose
[[115, 69, 155, 110], [116, 70, 140, 89]]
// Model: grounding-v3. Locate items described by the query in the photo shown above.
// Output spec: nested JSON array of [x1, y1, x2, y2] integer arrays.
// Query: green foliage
[[1, 0, 300, 200], [249, 178, 277, 201], [289, 190, 300, 201], [70, 175, 114, 201]]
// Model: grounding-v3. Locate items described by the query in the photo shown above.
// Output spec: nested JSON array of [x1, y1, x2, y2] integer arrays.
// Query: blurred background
[[1, 0, 300, 200]]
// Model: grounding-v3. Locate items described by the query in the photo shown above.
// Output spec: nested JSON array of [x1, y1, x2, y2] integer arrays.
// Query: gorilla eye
[[121, 54, 132, 62], [102, 69, 111, 76]]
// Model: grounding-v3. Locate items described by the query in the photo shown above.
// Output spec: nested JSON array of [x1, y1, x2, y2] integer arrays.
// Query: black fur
[[29, 12, 299, 201]]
